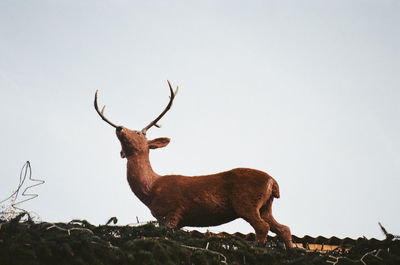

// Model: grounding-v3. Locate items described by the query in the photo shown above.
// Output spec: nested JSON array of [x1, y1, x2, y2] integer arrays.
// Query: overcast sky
[[1, 0, 399, 239]]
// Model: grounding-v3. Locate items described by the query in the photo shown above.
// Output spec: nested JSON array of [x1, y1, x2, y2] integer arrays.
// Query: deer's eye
[[136, 132, 141, 135]]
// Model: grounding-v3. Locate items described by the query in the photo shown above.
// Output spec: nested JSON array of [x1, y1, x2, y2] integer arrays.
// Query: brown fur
[[116, 126, 293, 247]]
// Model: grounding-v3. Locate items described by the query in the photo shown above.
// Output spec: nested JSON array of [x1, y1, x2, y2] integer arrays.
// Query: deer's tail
[[271, 178, 280, 198]]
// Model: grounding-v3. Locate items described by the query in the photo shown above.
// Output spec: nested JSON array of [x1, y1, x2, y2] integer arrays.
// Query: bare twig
[[0, 162, 44, 222], [327, 248, 385, 265], [45, 223, 94, 236], [106, 217, 118, 225], [180, 243, 228, 265]]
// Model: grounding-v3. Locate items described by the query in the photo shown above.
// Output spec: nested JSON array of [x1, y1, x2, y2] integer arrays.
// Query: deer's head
[[94, 81, 178, 159]]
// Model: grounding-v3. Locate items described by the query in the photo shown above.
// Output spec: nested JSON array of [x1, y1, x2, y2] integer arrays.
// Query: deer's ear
[[148, 137, 170, 149]]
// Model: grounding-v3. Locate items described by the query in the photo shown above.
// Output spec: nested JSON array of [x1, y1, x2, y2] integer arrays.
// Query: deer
[[94, 81, 293, 248]]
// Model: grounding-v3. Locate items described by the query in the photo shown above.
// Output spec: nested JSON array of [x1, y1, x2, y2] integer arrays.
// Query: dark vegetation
[[0, 213, 399, 265]]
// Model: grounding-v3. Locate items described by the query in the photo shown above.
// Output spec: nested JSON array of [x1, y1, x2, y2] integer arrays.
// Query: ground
[[1, 213, 399, 265]]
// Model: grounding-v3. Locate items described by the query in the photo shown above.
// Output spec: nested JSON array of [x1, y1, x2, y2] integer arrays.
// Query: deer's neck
[[126, 154, 159, 206]]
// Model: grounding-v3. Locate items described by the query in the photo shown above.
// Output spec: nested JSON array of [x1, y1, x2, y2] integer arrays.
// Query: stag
[[94, 81, 292, 248]]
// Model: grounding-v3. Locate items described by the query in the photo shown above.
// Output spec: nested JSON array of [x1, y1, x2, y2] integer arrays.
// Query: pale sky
[[0, 0, 399, 239]]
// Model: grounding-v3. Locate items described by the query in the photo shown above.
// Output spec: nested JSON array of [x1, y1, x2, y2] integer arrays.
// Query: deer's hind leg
[[233, 196, 271, 243], [260, 198, 292, 248], [242, 210, 270, 244]]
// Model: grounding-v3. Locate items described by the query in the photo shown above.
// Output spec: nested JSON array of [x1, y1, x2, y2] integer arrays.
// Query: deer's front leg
[[164, 214, 180, 228], [154, 207, 182, 228]]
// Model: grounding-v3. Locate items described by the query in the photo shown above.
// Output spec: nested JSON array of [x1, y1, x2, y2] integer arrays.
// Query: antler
[[94, 90, 119, 128], [141, 80, 178, 135]]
